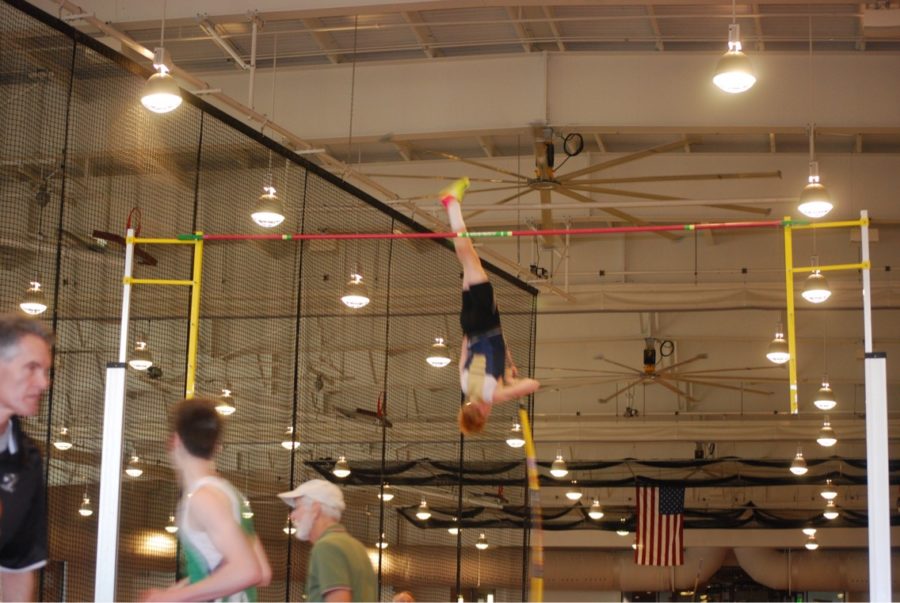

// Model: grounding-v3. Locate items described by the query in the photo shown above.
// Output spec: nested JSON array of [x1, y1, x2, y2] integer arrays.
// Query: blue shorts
[[461, 329, 506, 403]]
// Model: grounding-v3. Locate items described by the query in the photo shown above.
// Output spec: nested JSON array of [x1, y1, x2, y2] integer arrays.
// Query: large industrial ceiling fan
[[369, 126, 781, 245]]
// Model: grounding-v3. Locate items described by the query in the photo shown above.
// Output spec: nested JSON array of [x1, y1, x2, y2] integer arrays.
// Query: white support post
[[94, 228, 135, 601], [860, 210, 892, 601]]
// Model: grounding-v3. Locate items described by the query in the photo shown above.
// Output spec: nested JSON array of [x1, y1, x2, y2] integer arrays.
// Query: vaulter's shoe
[[440, 177, 470, 206]]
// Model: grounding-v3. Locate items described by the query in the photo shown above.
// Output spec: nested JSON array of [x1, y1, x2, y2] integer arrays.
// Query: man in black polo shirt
[[0, 314, 53, 601]]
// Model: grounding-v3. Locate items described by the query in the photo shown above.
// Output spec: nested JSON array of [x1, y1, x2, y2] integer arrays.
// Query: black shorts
[[460, 282, 501, 336]]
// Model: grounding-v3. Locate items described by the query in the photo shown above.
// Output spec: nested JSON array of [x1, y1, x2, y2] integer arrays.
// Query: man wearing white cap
[[278, 479, 377, 602]]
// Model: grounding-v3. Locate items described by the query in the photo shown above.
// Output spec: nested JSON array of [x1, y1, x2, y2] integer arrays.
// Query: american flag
[[635, 485, 685, 566]]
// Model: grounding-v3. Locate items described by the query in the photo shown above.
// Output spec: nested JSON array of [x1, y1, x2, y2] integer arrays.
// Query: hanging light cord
[[346, 15, 359, 168], [160, 0, 166, 49]]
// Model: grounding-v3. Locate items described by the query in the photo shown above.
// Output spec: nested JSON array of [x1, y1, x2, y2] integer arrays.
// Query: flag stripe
[[635, 486, 684, 566]]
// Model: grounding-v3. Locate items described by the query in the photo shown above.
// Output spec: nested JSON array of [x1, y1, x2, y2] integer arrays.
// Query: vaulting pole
[[519, 407, 543, 603]]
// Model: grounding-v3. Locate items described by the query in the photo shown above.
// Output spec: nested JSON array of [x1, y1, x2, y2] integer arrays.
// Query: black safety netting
[[0, 1, 537, 601]]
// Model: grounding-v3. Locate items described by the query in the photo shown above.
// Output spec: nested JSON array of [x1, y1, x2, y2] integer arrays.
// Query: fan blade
[[655, 377, 697, 402], [667, 376, 774, 396], [559, 139, 694, 182], [572, 171, 782, 185], [361, 173, 520, 184], [464, 188, 532, 221], [655, 353, 708, 375], [598, 377, 646, 403], [554, 187, 680, 241], [566, 185, 772, 216], [539, 375, 626, 389], [391, 185, 524, 204], [596, 356, 645, 375], [680, 365, 786, 375], [424, 150, 528, 180]]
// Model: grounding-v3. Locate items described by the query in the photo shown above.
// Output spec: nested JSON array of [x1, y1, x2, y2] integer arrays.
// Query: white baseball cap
[[277, 479, 345, 512]]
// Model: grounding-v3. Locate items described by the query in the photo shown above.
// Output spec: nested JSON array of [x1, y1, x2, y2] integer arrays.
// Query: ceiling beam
[[402, 10, 443, 58], [542, 5, 566, 51], [752, 3, 766, 51], [477, 135, 497, 158], [506, 6, 535, 53], [302, 17, 344, 64], [647, 6, 664, 51]]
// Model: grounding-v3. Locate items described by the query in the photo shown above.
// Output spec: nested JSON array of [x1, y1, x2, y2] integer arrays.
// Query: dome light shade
[[241, 497, 254, 519], [814, 379, 837, 411], [802, 527, 817, 537], [281, 426, 300, 450], [415, 500, 431, 521], [332, 455, 351, 478], [426, 337, 451, 367], [125, 455, 143, 478], [20, 281, 48, 315], [141, 49, 182, 113], [565, 481, 583, 502], [128, 340, 153, 371], [475, 533, 489, 550], [817, 419, 837, 447], [823, 500, 839, 520], [713, 24, 755, 93], [215, 388, 236, 416], [820, 480, 837, 501], [79, 494, 94, 517], [448, 518, 459, 535], [550, 454, 568, 478], [802, 271, 832, 304], [766, 325, 790, 364], [341, 271, 370, 309], [53, 426, 73, 451], [805, 534, 819, 550], [588, 499, 604, 520], [790, 450, 808, 476], [798, 161, 832, 218], [376, 533, 388, 549], [283, 516, 296, 535], [251, 185, 285, 228], [506, 422, 526, 448], [378, 483, 395, 502], [616, 519, 630, 537], [165, 514, 178, 534]]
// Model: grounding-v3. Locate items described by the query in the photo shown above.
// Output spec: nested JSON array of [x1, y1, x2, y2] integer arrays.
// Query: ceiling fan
[[367, 125, 781, 246], [594, 338, 776, 404]]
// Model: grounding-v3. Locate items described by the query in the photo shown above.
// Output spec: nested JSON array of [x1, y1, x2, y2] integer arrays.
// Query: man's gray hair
[[0, 314, 54, 361], [299, 494, 343, 521]]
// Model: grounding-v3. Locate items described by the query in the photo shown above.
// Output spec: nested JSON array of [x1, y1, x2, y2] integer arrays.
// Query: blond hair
[[458, 401, 487, 435]]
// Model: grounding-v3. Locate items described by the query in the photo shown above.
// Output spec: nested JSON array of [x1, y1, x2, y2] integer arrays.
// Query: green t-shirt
[[306, 523, 377, 602]]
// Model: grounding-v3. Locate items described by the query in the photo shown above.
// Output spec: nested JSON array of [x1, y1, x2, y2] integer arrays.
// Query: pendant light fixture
[[802, 527, 817, 537], [588, 499, 605, 520], [215, 387, 236, 416], [805, 533, 819, 550], [283, 515, 297, 535], [241, 497, 254, 519], [820, 479, 838, 501], [251, 184, 285, 228], [341, 267, 370, 308], [802, 258, 832, 304], [565, 480, 583, 502], [332, 455, 351, 478], [378, 483, 395, 502], [550, 452, 569, 479], [141, 2, 181, 114], [128, 339, 154, 371], [78, 492, 94, 517], [713, 0, 756, 93], [125, 454, 143, 478], [448, 517, 460, 536], [426, 337, 451, 367], [415, 500, 431, 521], [164, 514, 178, 534], [280, 426, 300, 450], [816, 418, 837, 447], [505, 421, 526, 448], [766, 323, 790, 365], [789, 448, 808, 476], [375, 533, 389, 549], [19, 281, 48, 315], [814, 377, 837, 411], [823, 499, 839, 520], [53, 426, 73, 451], [616, 518, 630, 537], [798, 18, 832, 218], [475, 533, 489, 550]]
